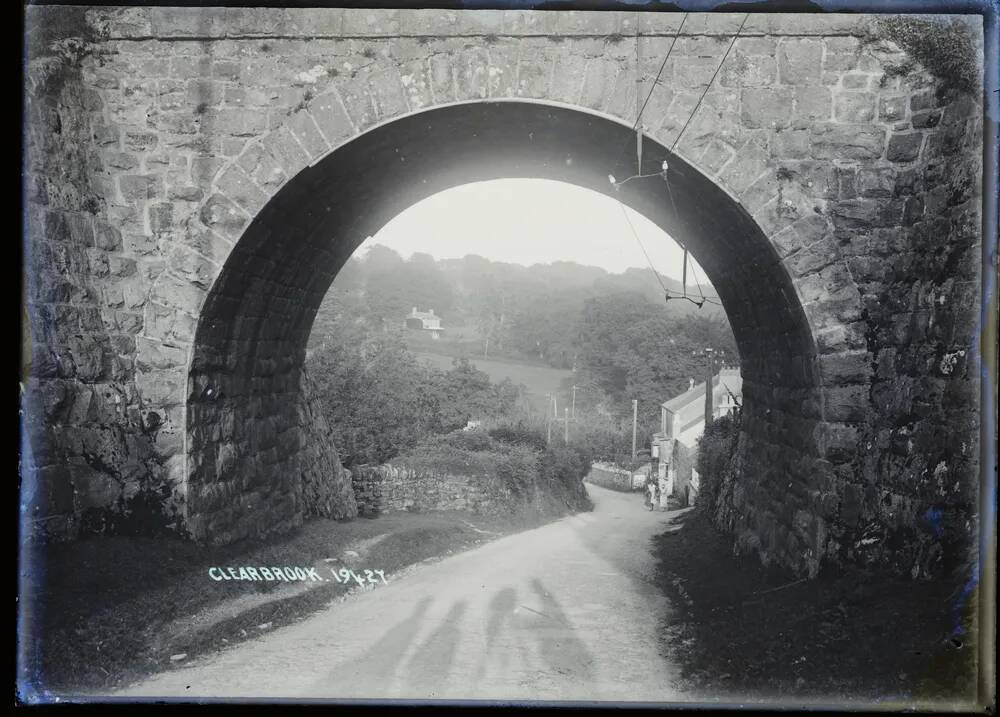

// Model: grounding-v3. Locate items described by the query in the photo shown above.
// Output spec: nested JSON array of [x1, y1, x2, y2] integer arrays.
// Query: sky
[[359, 178, 708, 283]]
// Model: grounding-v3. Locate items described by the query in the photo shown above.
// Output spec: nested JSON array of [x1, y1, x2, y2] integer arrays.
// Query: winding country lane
[[115, 485, 686, 703]]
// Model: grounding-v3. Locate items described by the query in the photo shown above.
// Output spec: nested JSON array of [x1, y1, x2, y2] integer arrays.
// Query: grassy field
[[411, 351, 573, 408]]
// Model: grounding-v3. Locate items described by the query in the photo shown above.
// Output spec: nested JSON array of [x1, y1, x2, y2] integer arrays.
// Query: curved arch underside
[[187, 102, 825, 560]]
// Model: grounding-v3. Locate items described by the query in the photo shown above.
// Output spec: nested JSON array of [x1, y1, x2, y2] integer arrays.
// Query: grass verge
[[654, 508, 978, 707], [21, 507, 566, 698]]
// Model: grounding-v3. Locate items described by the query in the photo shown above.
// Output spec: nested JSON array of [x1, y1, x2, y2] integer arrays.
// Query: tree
[[576, 291, 653, 395], [362, 244, 405, 273], [432, 358, 520, 429], [308, 326, 443, 467]]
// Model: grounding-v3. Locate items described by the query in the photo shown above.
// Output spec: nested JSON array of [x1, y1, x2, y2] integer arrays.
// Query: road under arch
[[187, 101, 829, 573]]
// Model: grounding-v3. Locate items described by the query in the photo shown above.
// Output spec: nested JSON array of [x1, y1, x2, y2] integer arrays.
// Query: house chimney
[[412, 306, 417, 314], [428, 309, 434, 316]]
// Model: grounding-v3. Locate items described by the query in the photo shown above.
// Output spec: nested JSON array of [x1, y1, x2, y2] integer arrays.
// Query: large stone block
[[887, 132, 923, 162], [285, 110, 330, 161], [795, 87, 832, 121], [199, 192, 248, 240], [148, 271, 208, 316], [719, 137, 770, 194], [834, 91, 875, 122], [215, 163, 268, 215], [879, 92, 908, 122], [149, 7, 229, 37], [818, 350, 872, 385], [740, 88, 794, 129], [810, 124, 885, 160], [785, 239, 842, 276], [778, 39, 823, 85], [516, 45, 556, 100], [721, 52, 776, 88]]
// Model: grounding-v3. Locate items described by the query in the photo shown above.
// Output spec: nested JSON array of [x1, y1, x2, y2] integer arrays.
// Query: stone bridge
[[22, 7, 984, 578]]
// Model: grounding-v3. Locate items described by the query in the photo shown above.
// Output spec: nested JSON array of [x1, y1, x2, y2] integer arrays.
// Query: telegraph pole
[[704, 348, 715, 427], [545, 393, 552, 444], [564, 408, 569, 443], [631, 399, 638, 460], [571, 385, 577, 419]]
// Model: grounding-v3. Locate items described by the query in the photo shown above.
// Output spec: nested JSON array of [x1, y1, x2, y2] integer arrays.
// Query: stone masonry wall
[[584, 463, 635, 492], [714, 20, 984, 578], [21, 9, 178, 539], [20, 7, 983, 579], [351, 463, 517, 516]]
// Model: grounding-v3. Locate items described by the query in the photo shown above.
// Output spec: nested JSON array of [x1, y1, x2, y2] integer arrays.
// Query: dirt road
[[116, 485, 685, 702]]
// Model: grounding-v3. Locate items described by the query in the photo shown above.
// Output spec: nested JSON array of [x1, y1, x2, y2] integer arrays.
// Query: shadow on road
[[529, 578, 595, 683], [322, 595, 432, 687], [404, 600, 468, 694], [474, 587, 518, 682]]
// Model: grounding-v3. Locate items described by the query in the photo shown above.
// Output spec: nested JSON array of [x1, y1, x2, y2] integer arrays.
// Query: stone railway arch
[[22, 7, 983, 579], [187, 100, 825, 568]]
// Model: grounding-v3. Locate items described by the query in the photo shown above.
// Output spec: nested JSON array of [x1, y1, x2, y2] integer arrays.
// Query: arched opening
[[186, 101, 821, 548], [306, 177, 734, 470]]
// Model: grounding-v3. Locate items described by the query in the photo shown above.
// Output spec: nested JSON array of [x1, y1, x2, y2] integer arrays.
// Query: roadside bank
[[20, 505, 577, 697], [653, 508, 978, 707]]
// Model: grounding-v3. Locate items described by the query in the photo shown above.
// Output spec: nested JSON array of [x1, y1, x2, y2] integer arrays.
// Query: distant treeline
[[311, 245, 732, 368], [307, 247, 739, 461]]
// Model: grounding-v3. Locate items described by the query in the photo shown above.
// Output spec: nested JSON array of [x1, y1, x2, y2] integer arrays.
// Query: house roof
[[409, 310, 437, 320], [662, 380, 709, 412], [662, 369, 741, 413]]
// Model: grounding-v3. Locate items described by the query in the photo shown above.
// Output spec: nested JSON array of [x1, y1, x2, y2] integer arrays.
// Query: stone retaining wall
[[584, 464, 635, 492], [351, 463, 515, 516]]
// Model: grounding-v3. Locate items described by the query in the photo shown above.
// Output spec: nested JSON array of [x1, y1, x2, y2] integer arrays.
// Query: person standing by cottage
[[646, 478, 658, 511]]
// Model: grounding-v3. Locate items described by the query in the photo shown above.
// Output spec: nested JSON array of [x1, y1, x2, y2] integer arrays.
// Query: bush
[[537, 444, 593, 511], [695, 412, 740, 513], [420, 428, 499, 453], [395, 441, 492, 476], [541, 444, 591, 486], [492, 446, 542, 496], [875, 16, 979, 97], [565, 412, 635, 465], [397, 437, 539, 497], [488, 421, 548, 452], [308, 328, 526, 468], [397, 422, 592, 511]]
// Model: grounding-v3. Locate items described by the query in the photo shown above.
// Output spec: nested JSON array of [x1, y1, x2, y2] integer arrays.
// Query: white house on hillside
[[403, 307, 444, 340]]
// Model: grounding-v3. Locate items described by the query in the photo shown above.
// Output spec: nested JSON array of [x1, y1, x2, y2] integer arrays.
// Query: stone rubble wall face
[[351, 463, 516, 516], [585, 465, 634, 492], [21, 7, 983, 578]]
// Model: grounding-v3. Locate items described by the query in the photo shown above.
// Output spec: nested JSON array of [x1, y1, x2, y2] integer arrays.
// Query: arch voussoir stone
[[285, 110, 332, 161]]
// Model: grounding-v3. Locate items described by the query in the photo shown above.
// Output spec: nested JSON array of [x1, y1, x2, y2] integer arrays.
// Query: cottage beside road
[[652, 368, 743, 506]]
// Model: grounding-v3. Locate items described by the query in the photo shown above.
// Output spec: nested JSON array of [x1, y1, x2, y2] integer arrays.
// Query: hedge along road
[[115, 485, 684, 702]]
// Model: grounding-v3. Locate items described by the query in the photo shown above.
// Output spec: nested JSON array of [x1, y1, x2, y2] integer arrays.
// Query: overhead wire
[[616, 199, 668, 294], [668, 13, 750, 154], [610, 12, 689, 177], [610, 12, 746, 310], [615, 198, 723, 308], [633, 13, 689, 134]]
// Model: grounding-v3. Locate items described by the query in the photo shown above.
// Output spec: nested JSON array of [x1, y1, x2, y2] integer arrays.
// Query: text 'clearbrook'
[[209, 566, 323, 582]]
